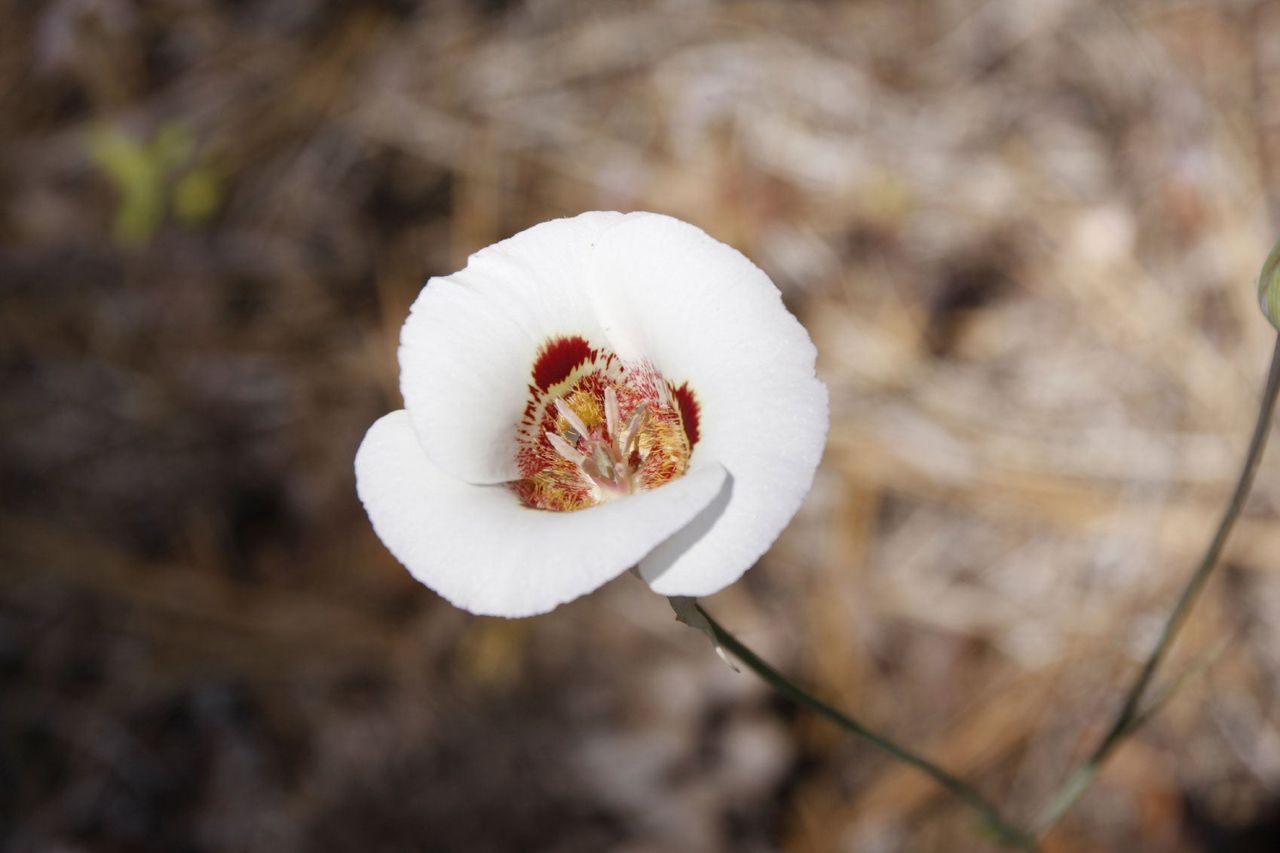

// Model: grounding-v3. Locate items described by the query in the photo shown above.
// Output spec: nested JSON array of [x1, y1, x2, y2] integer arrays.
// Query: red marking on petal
[[532, 335, 595, 392], [672, 382, 700, 447]]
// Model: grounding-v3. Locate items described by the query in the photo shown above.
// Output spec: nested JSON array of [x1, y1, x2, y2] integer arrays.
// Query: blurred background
[[4, 0, 1280, 850]]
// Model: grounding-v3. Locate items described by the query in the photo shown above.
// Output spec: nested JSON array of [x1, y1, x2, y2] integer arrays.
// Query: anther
[[553, 398, 591, 440], [604, 386, 621, 442], [546, 431, 586, 465]]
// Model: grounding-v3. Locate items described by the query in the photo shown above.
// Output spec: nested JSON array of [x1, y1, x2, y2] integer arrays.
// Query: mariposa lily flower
[[355, 212, 827, 617]]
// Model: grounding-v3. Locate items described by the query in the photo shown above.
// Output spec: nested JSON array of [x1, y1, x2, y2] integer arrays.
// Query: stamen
[[553, 398, 591, 440], [623, 404, 648, 455], [513, 348, 695, 512], [592, 443, 615, 482], [604, 386, 621, 444], [546, 431, 586, 465]]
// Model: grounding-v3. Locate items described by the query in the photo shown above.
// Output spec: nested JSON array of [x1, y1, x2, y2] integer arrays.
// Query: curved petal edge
[[355, 410, 729, 617]]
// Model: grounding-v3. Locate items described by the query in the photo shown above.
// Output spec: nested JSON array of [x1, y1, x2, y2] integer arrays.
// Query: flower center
[[512, 335, 700, 512]]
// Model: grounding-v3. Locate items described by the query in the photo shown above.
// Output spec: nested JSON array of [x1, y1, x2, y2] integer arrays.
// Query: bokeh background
[[5, 0, 1280, 850]]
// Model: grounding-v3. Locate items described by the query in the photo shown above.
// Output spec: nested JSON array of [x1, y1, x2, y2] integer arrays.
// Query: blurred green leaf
[[88, 127, 165, 245], [173, 166, 224, 225], [87, 127, 149, 188], [150, 123, 193, 171], [86, 121, 222, 246]]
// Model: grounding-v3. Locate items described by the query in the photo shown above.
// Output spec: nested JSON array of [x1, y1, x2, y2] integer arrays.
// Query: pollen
[[512, 336, 699, 512]]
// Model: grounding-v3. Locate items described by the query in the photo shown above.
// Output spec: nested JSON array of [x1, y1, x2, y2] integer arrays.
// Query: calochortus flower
[[355, 212, 828, 617]]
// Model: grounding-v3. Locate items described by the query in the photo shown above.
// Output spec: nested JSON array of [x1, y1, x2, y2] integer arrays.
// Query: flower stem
[[693, 602, 1039, 850], [1034, 335, 1280, 836]]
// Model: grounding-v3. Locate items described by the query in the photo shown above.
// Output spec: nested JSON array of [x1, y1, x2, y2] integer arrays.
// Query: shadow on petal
[[639, 470, 734, 589]]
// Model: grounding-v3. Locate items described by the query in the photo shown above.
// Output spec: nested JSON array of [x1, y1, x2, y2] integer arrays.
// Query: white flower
[[355, 212, 828, 617]]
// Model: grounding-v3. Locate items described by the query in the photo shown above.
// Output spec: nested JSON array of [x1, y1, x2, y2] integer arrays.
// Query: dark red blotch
[[672, 382, 700, 447], [532, 335, 595, 391]]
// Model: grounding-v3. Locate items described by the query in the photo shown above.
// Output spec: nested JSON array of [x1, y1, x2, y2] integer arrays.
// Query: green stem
[[694, 603, 1039, 850], [1035, 335, 1280, 835]]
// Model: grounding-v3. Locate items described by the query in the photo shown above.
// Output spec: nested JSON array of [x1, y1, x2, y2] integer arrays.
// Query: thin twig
[[693, 603, 1039, 850], [1035, 335, 1280, 836]]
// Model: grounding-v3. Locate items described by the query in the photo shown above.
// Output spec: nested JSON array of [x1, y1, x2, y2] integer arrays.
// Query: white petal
[[355, 410, 729, 617], [399, 212, 624, 484], [586, 213, 829, 596]]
